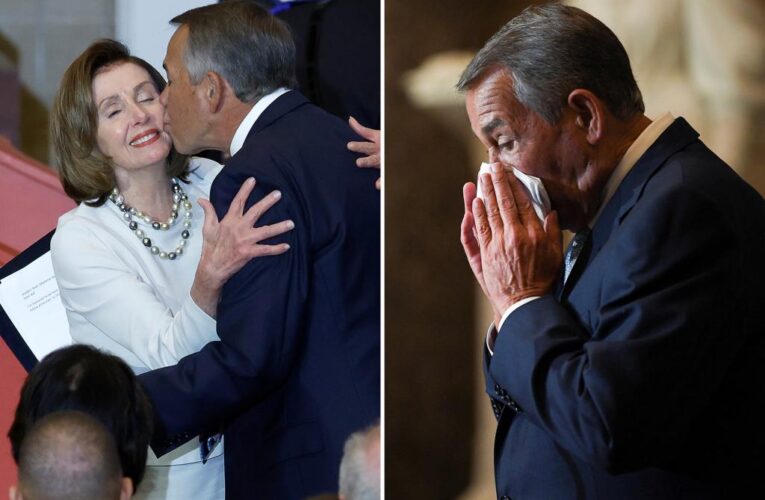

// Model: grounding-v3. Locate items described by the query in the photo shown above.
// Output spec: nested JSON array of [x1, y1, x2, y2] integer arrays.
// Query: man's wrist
[[486, 296, 542, 355], [197, 255, 227, 291], [497, 296, 541, 332]]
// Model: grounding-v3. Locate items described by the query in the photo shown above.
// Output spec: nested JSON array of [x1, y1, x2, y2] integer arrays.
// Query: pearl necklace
[[109, 178, 193, 260]]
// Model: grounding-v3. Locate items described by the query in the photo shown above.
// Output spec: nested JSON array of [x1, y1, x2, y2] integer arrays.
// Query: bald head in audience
[[339, 423, 380, 500], [10, 410, 132, 500]]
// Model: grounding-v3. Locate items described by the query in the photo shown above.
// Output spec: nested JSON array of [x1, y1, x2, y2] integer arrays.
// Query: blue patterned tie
[[564, 228, 591, 284], [200, 433, 222, 463]]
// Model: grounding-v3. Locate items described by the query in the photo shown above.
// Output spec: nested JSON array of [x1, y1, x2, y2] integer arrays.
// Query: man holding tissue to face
[[458, 4, 765, 499]]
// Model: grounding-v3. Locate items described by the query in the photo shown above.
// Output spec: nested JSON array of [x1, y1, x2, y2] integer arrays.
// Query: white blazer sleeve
[[51, 217, 218, 369]]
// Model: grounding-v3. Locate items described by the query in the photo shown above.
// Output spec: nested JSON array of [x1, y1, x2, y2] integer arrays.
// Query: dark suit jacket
[[486, 118, 765, 499], [139, 91, 380, 499]]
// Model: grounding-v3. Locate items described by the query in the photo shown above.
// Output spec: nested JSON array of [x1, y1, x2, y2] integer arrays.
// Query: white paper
[[0, 252, 72, 360]]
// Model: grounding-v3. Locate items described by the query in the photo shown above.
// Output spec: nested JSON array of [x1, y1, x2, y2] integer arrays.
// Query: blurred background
[[385, 0, 765, 498]]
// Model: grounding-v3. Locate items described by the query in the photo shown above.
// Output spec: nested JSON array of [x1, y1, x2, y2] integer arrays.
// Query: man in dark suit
[[138, 3, 380, 499], [458, 4, 765, 499]]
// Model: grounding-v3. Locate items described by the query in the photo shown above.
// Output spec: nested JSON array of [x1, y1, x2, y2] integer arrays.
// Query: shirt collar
[[229, 87, 291, 157], [589, 112, 675, 227]]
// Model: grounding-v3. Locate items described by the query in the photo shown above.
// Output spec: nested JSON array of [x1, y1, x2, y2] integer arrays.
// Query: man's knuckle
[[498, 197, 514, 211]]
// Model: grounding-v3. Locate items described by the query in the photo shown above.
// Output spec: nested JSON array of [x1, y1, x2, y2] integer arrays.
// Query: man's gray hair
[[457, 3, 644, 123], [339, 423, 380, 500], [171, 1, 297, 103]]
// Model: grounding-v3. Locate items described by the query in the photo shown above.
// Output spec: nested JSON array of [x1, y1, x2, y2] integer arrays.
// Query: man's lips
[[129, 129, 161, 147]]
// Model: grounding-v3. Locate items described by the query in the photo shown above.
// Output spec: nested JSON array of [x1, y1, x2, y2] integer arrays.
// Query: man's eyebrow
[[482, 118, 506, 136]]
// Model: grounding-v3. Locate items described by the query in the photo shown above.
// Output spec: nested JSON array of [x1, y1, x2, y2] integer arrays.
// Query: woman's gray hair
[[171, 1, 297, 103], [457, 3, 644, 123]]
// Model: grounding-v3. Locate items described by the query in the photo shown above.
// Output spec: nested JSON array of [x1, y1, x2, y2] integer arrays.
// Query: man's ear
[[119, 477, 133, 500], [202, 71, 225, 113], [567, 89, 605, 145]]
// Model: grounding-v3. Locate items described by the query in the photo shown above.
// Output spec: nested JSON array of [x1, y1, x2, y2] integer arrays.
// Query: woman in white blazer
[[49, 40, 294, 499]]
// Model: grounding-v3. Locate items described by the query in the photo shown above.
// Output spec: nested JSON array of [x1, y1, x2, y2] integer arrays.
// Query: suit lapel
[[558, 118, 700, 299], [612, 117, 699, 225]]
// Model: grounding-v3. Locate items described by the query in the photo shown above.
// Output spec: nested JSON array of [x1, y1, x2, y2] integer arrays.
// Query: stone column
[[403, 52, 498, 500]]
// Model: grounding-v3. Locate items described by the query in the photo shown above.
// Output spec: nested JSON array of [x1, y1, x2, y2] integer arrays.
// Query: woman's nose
[[129, 102, 149, 125]]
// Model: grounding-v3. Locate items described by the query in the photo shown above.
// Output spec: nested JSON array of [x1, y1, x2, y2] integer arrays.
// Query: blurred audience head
[[8, 344, 153, 490], [339, 423, 380, 500], [10, 410, 132, 500]]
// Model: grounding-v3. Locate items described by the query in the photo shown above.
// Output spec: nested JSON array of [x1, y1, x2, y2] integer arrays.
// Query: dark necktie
[[563, 228, 591, 284]]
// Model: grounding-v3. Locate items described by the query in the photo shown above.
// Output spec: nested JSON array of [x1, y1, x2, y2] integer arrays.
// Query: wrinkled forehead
[[92, 62, 155, 102], [165, 24, 190, 70], [465, 69, 527, 135]]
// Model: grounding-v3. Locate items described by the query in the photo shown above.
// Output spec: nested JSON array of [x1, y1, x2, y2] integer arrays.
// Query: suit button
[[490, 398, 502, 420], [501, 496, 511, 500]]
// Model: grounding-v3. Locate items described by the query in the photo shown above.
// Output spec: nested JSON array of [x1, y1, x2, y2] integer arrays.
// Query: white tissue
[[476, 162, 551, 222]]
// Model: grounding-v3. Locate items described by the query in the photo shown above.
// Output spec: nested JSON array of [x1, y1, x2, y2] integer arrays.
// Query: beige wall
[[385, 1, 526, 498], [0, 0, 115, 163]]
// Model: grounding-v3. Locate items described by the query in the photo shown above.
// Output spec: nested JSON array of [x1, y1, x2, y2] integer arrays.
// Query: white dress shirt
[[487, 113, 675, 354], [229, 87, 291, 157]]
